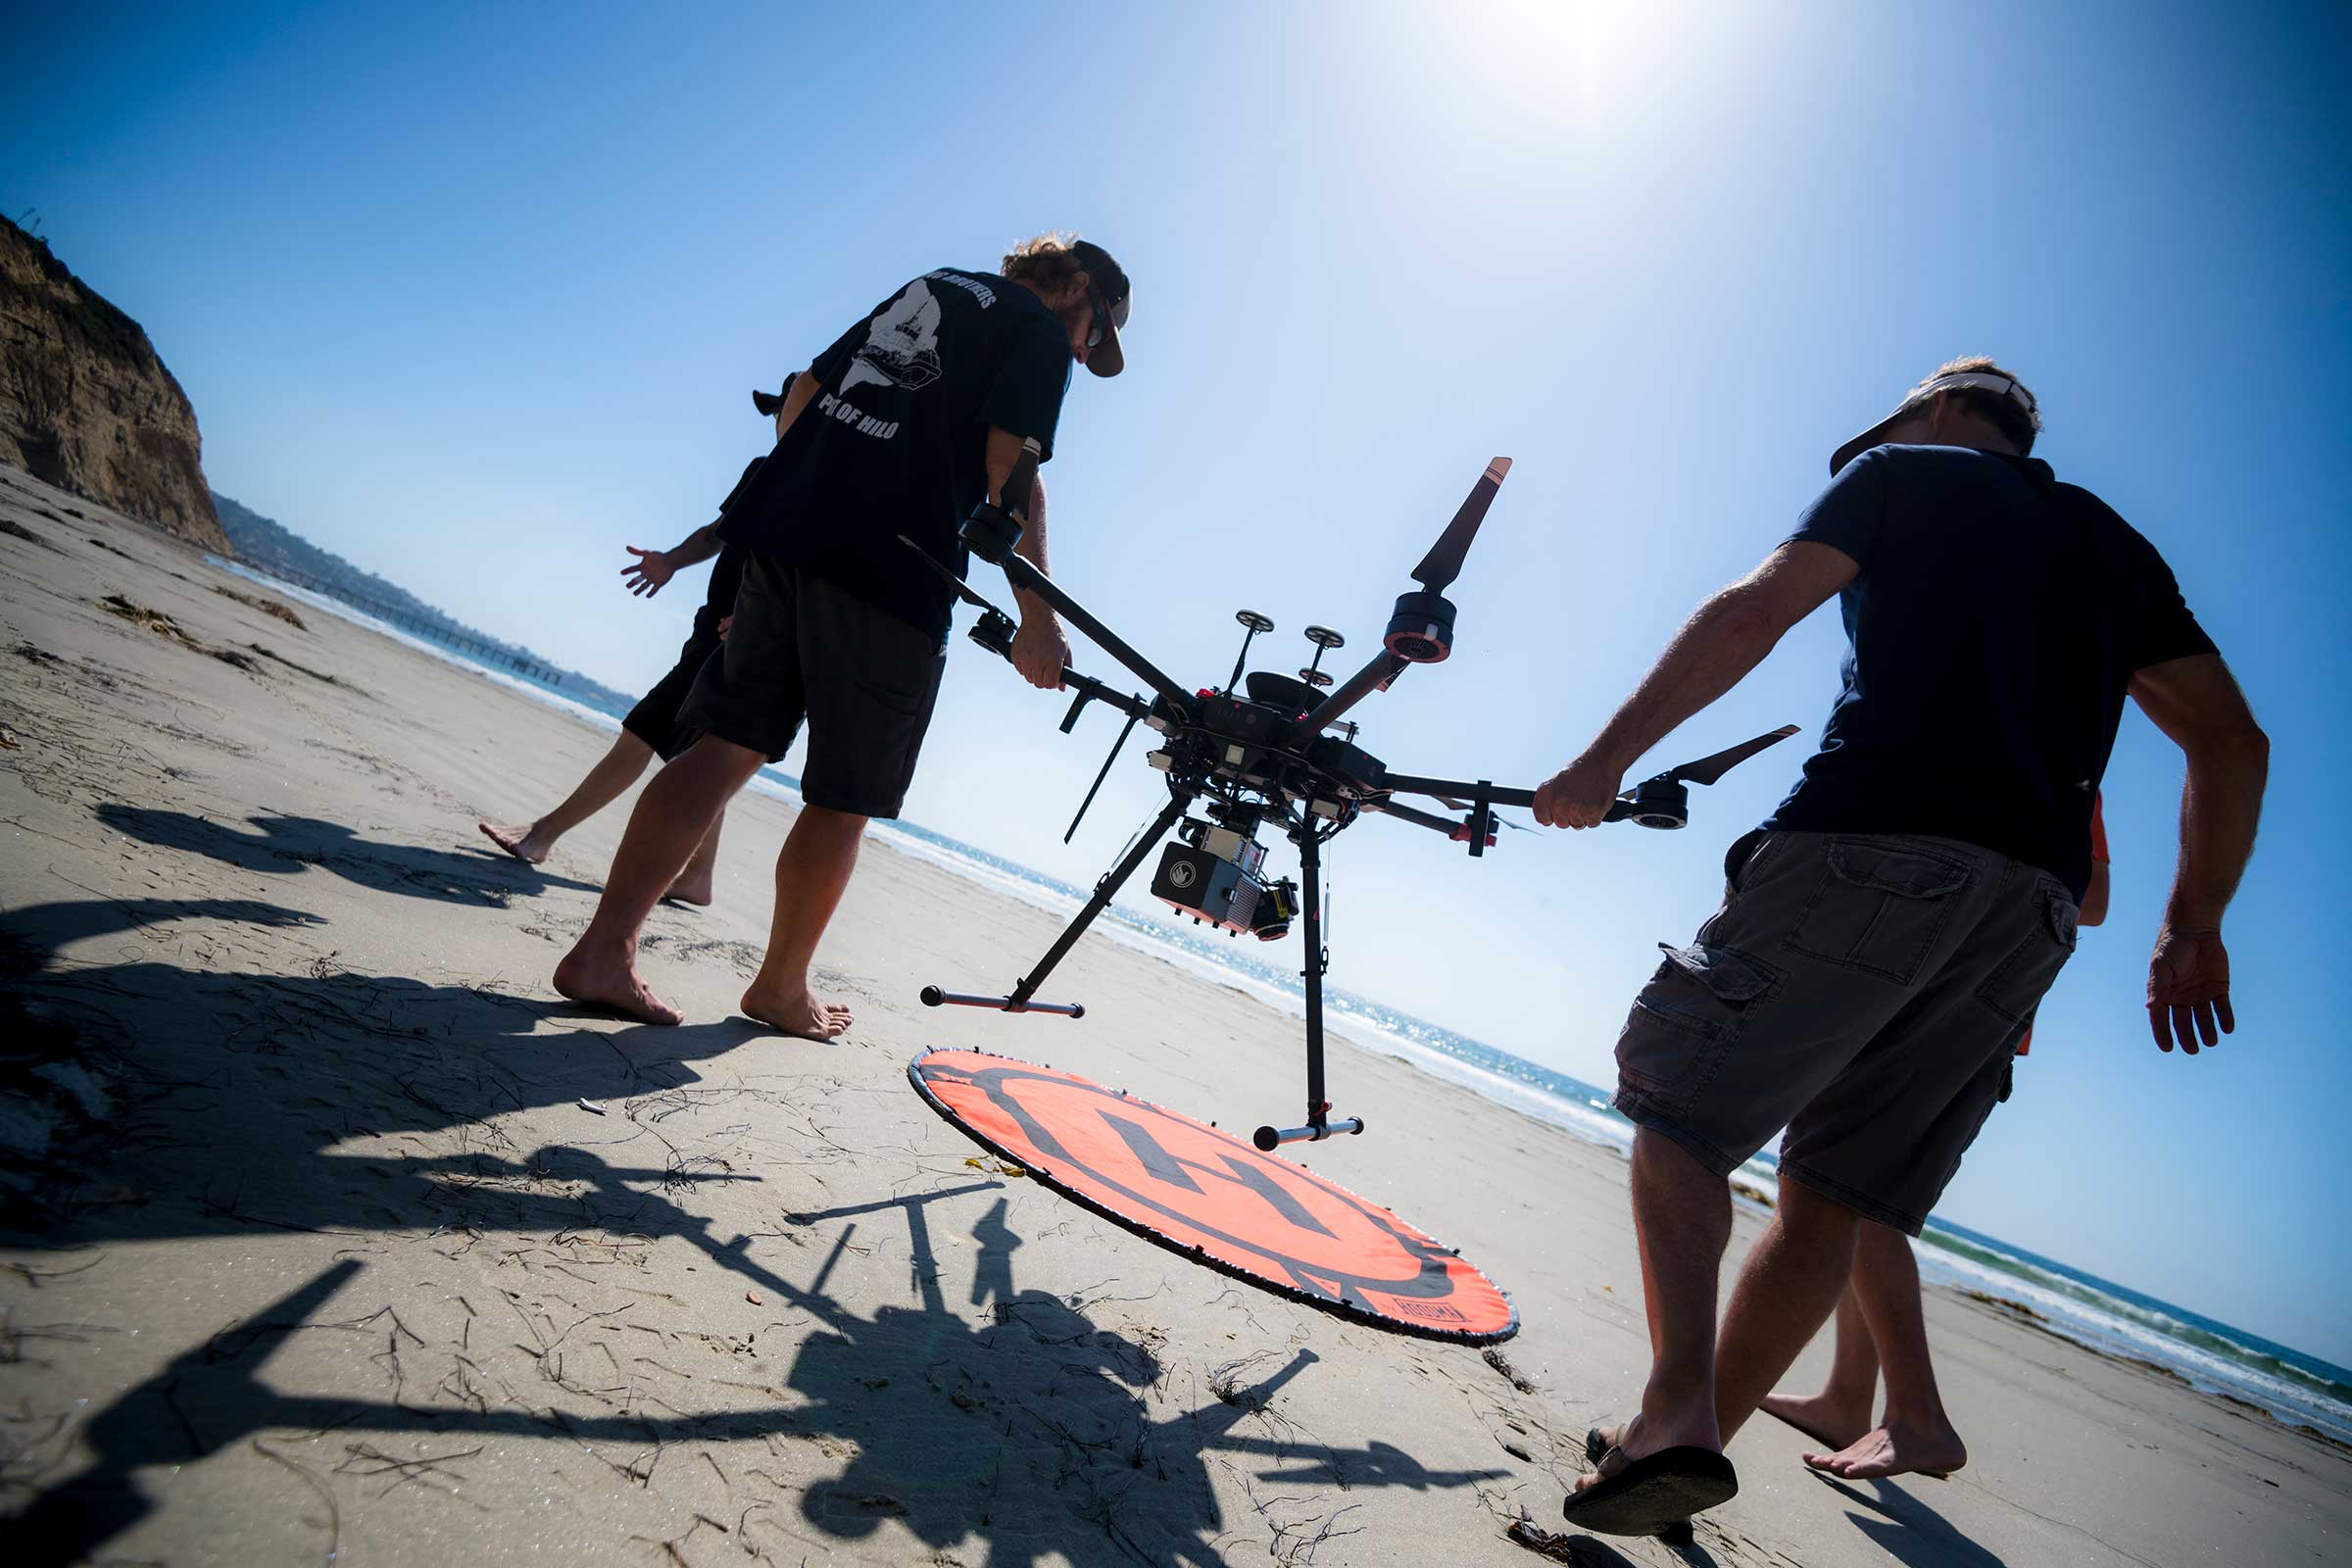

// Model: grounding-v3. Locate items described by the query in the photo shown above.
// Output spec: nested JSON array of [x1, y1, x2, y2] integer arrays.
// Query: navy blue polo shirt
[[1762, 445, 2216, 900]]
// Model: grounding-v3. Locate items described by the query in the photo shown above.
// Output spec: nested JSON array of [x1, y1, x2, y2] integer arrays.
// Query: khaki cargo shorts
[[1611, 829, 2079, 1234]]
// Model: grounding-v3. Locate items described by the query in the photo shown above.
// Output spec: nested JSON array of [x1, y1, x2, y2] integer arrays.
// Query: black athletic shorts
[[675, 558, 947, 819], [621, 625, 723, 761]]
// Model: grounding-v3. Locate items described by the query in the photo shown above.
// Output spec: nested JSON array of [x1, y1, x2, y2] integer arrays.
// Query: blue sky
[[8, 1, 2348, 1363]]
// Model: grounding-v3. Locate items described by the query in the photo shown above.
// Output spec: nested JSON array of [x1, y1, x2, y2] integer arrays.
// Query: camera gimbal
[[906, 459, 1795, 1152]]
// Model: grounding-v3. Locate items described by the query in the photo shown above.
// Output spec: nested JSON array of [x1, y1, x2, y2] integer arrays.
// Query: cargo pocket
[[1786, 838, 1974, 985], [1615, 941, 1780, 1110], [1976, 882, 2080, 1027]]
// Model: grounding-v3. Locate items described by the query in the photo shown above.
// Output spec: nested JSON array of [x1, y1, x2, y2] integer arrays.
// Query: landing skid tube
[[918, 793, 1365, 1150]]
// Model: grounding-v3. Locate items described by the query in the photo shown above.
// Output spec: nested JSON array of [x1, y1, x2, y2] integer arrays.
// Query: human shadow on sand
[[0, 903, 766, 1241], [1810, 1470, 2013, 1567], [10, 1169, 1506, 1567], [93, 805, 599, 905]]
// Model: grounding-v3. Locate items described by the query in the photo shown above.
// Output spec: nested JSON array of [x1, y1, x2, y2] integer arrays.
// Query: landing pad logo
[[909, 1051, 1517, 1343], [842, 280, 944, 394]]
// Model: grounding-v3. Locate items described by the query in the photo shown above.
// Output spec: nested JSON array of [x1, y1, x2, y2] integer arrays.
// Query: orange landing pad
[[908, 1050, 1517, 1343]]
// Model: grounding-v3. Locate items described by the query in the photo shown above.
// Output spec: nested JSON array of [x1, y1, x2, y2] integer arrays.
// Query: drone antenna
[[1300, 625, 1344, 689], [1228, 610, 1274, 694]]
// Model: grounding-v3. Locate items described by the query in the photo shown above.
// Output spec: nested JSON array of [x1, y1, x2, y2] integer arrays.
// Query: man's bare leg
[[1803, 1222, 1969, 1479], [554, 737, 764, 1024], [1709, 1179, 1864, 1447], [738, 805, 864, 1040], [662, 807, 728, 906], [1758, 1281, 1880, 1450], [481, 730, 657, 862], [1574, 1129, 1734, 1492]]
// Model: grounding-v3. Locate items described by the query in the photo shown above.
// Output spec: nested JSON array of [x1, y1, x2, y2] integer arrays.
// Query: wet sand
[[3, 461, 2346, 1566]]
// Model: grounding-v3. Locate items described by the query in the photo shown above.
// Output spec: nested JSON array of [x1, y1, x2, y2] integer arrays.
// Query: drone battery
[[1152, 843, 1264, 936]]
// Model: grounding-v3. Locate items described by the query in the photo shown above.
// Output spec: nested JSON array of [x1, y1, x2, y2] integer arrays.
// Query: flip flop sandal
[[1563, 1444, 1739, 1539]]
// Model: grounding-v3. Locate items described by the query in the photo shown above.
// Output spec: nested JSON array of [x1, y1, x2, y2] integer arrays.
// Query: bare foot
[[554, 942, 682, 1026], [1803, 1419, 1967, 1481], [479, 820, 552, 863], [739, 979, 853, 1041], [1760, 1390, 1873, 1452], [1573, 1408, 1721, 1494], [662, 872, 714, 906]]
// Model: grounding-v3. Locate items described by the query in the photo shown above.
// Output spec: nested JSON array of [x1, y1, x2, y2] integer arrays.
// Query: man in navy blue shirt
[[1533, 358, 2269, 1537]]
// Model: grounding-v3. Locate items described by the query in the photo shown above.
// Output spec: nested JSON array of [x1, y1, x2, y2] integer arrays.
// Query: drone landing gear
[[920, 794, 1192, 1022], [919, 793, 1368, 1151], [1252, 828, 1364, 1151]]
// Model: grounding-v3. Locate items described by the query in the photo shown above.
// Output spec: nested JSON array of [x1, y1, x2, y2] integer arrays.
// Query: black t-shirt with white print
[[694, 457, 763, 642], [719, 268, 1073, 640]]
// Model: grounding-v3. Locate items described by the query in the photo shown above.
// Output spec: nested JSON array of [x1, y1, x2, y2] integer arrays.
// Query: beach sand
[[2, 461, 2345, 1566]]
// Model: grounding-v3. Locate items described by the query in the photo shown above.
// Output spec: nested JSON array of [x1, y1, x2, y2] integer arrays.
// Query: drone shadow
[[3, 894, 1502, 1563], [11, 1170, 1504, 1566], [93, 804, 600, 905]]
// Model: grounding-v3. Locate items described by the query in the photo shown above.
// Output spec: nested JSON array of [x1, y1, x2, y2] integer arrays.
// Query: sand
[[1, 461, 2345, 1566]]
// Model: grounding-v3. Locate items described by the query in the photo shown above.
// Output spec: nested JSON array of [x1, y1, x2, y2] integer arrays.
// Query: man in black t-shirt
[[555, 234, 1131, 1035], [478, 381, 796, 903], [1532, 358, 2269, 1538]]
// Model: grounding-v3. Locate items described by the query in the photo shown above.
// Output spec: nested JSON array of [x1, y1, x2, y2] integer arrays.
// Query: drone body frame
[[909, 460, 1795, 1150]]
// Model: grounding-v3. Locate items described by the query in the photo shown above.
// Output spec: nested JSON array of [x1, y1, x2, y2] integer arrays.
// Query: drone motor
[[1614, 777, 1691, 830], [1384, 589, 1456, 662]]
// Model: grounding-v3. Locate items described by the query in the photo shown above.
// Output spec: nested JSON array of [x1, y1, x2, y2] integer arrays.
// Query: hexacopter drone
[[906, 459, 1795, 1153]]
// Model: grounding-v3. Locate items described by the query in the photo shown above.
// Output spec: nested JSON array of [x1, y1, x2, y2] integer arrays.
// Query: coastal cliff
[[0, 216, 227, 553]]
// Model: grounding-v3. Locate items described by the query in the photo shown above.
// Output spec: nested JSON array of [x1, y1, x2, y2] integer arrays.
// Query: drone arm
[[1360, 796, 1459, 835], [990, 546, 1196, 708], [1378, 770, 1539, 809], [1288, 647, 1409, 745]]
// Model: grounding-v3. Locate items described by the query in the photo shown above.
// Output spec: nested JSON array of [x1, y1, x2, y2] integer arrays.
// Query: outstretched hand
[[1534, 752, 1625, 829], [2146, 926, 2234, 1054], [1009, 613, 1069, 691], [620, 547, 674, 597]]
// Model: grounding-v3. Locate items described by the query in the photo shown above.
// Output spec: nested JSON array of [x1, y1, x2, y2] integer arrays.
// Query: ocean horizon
[[228, 557, 2352, 1450]]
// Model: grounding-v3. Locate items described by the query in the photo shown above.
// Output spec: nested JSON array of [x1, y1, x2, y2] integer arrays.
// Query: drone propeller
[[900, 535, 1000, 614], [1410, 457, 1513, 593], [1652, 724, 1802, 787]]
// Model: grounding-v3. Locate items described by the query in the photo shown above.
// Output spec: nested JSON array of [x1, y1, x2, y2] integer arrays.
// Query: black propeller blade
[[1419, 790, 1537, 832], [1655, 724, 1801, 787], [1409, 457, 1513, 592], [900, 534, 1003, 615]]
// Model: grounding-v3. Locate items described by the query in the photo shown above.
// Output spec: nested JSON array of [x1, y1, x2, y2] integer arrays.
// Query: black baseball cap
[[1068, 239, 1131, 379], [750, 369, 800, 417]]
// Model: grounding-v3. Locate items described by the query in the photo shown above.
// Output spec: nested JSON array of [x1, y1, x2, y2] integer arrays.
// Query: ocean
[[227, 560, 2352, 1448]]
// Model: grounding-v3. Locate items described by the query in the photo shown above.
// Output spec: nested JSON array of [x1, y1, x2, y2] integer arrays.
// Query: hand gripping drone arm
[[1380, 723, 1801, 843], [959, 504, 1196, 709], [897, 534, 1155, 725]]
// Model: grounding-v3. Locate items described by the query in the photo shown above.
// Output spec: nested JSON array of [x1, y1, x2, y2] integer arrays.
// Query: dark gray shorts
[[676, 559, 946, 819], [621, 625, 724, 761], [1612, 830, 2079, 1234]]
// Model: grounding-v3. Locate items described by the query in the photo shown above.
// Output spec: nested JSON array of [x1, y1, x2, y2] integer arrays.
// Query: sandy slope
[[1, 462, 2344, 1567]]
